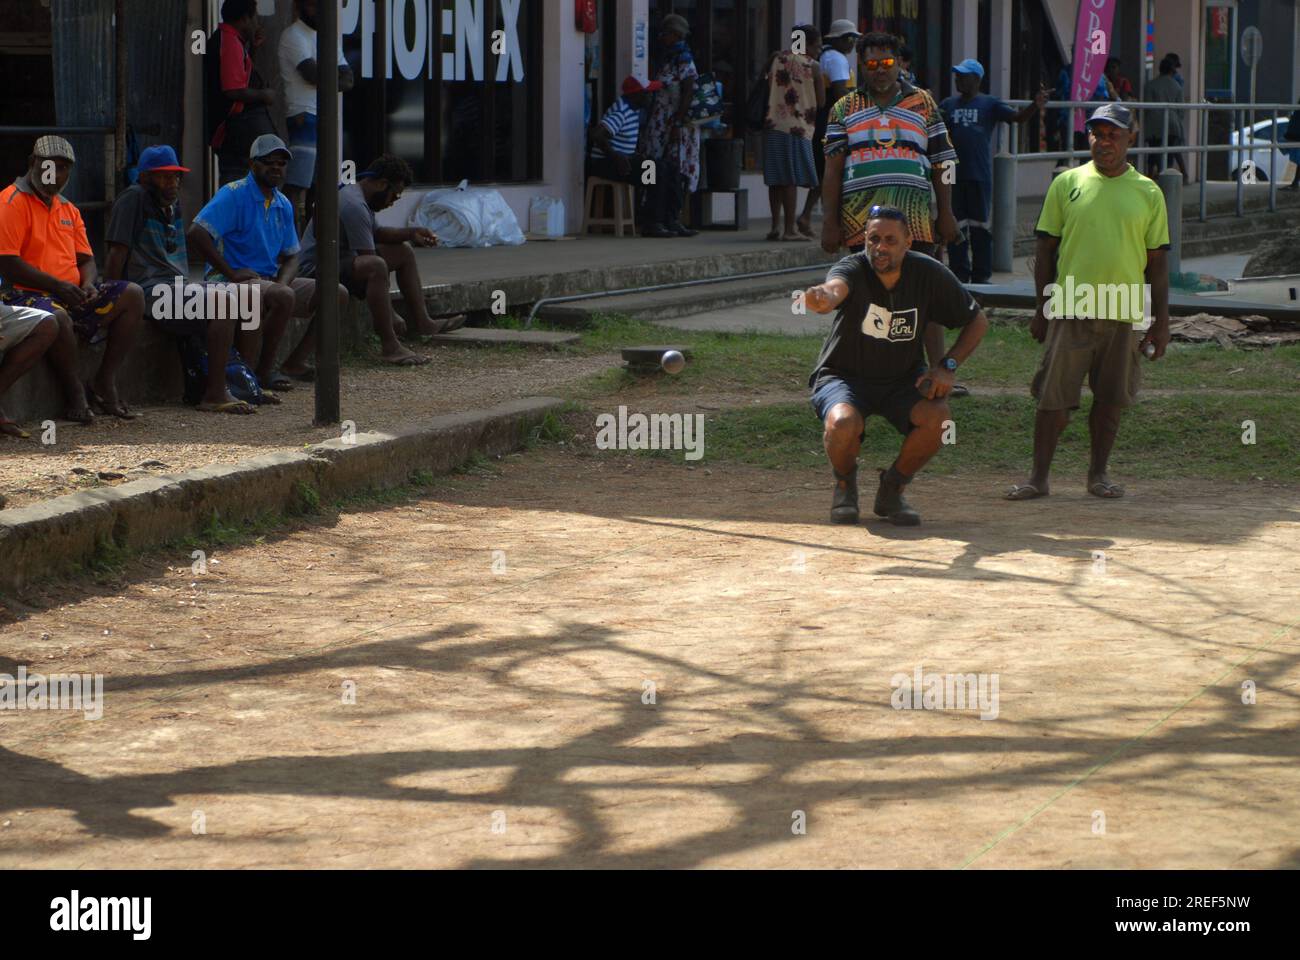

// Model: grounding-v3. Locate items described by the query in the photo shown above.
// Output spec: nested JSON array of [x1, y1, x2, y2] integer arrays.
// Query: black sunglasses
[[867, 204, 908, 224]]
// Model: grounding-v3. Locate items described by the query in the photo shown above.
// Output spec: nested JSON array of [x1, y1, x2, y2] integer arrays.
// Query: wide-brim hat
[[825, 19, 860, 40]]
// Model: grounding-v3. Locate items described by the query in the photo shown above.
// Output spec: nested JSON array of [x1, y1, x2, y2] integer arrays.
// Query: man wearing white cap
[[0, 136, 145, 421]]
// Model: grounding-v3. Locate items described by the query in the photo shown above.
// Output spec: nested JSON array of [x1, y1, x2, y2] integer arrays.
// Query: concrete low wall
[[0, 396, 562, 595]]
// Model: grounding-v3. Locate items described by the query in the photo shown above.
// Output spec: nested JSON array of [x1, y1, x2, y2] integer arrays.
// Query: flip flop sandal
[[765, 230, 782, 241], [385, 353, 431, 366], [196, 400, 256, 415], [265, 373, 294, 391], [1088, 479, 1125, 499], [85, 386, 139, 420], [0, 418, 31, 439], [64, 406, 95, 425], [1005, 483, 1049, 501], [422, 315, 467, 335], [252, 391, 282, 405]]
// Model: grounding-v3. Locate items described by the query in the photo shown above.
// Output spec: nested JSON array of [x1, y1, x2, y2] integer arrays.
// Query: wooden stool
[[583, 177, 637, 237]]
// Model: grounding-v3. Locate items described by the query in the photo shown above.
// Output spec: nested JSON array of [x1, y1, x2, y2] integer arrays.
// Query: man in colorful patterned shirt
[[821, 32, 963, 391], [821, 32, 959, 255]]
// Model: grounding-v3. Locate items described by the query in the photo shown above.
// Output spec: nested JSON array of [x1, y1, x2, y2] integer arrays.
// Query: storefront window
[[861, 0, 945, 93], [343, 0, 542, 184], [1203, 3, 1236, 99], [648, 0, 780, 171]]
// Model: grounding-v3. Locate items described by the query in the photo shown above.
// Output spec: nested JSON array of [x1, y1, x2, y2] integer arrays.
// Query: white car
[[1229, 116, 1296, 182]]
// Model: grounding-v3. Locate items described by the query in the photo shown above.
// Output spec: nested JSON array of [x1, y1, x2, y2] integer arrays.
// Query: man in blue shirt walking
[[940, 59, 1045, 284]]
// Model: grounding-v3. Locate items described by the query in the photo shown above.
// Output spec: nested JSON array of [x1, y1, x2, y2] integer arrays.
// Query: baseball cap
[[1086, 102, 1133, 130], [952, 58, 985, 79], [825, 19, 860, 40], [33, 135, 76, 163], [621, 75, 664, 95], [249, 134, 293, 161], [138, 144, 191, 174]]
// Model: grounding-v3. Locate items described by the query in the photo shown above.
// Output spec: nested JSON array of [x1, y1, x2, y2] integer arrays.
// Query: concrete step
[[537, 268, 829, 326], [417, 243, 837, 319], [426, 327, 580, 349]]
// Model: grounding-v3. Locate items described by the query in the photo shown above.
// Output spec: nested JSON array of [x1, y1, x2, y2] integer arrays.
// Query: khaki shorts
[[252, 277, 321, 318], [0, 302, 52, 363], [1031, 317, 1143, 411]]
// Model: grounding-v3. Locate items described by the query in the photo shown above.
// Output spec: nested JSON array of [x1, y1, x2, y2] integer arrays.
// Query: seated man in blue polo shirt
[[187, 134, 345, 390]]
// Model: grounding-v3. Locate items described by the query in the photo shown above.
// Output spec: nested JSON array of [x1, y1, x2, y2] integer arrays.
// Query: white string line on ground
[[956, 614, 1299, 869]]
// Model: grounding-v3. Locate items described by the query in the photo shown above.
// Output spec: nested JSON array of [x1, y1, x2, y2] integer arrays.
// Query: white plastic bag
[[411, 180, 526, 248], [528, 196, 566, 238]]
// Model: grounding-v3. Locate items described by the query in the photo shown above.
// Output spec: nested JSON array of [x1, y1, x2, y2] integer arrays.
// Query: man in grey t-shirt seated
[[299, 154, 464, 367]]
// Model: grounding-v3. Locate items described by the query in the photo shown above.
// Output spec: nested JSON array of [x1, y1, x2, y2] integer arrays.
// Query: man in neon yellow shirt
[[1008, 103, 1171, 501]]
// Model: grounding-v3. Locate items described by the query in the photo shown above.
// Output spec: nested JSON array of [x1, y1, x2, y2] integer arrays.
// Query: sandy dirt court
[[0, 448, 1297, 869]]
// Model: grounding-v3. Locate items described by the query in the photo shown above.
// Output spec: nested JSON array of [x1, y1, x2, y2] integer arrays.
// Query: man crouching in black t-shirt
[[804, 205, 989, 525]]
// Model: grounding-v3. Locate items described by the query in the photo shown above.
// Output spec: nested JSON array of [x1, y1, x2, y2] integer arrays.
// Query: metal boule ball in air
[[661, 350, 686, 374]]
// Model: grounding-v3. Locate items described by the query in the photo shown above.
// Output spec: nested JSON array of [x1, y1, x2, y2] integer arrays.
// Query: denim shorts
[[810, 370, 925, 437]]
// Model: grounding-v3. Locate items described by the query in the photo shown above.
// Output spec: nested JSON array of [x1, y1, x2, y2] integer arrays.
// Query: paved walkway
[[651, 252, 1259, 336]]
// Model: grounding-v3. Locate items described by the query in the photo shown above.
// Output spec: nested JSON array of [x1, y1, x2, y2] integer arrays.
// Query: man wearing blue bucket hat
[[105, 145, 256, 414]]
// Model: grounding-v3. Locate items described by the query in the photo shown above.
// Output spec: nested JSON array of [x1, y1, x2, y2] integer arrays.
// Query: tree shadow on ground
[[1, 611, 1296, 867]]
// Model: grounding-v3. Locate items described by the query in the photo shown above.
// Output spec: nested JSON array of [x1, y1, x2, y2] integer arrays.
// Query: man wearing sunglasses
[[105, 144, 258, 414], [189, 135, 344, 393], [804, 205, 988, 527], [822, 32, 966, 399]]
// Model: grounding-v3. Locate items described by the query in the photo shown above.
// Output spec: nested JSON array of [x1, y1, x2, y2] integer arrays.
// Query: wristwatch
[[941, 357, 959, 372]]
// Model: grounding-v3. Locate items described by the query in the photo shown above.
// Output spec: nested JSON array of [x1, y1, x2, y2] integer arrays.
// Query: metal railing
[[989, 100, 1300, 272]]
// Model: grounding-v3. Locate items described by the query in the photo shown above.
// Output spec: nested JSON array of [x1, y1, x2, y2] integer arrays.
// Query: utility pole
[[314, 0, 341, 425]]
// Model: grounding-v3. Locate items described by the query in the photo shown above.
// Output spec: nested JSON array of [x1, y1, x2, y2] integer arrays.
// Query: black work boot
[[830, 466, 859, 524], [874, 468, 921, 526]]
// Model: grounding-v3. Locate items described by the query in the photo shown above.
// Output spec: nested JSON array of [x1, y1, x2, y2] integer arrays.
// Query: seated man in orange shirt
[[0, 136, 144, 421]]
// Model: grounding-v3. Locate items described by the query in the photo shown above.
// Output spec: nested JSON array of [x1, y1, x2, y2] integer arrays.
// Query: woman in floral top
[[643, 14, 700, 237], [763, 25, 824, 241]]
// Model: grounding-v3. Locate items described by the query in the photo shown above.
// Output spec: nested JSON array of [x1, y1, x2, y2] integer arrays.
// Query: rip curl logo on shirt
[[1069, 187, 1082, 201], [862, 304, 919, 342]]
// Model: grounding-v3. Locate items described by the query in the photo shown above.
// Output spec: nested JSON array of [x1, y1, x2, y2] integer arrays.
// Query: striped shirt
[[591, 97, 642, 159], [824, 80, 957, 246]]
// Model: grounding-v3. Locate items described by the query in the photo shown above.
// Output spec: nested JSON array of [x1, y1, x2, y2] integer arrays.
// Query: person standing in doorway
[[643, 14, 701, 238], [763, 25, 824, 241], [796, 18, 860, 238]]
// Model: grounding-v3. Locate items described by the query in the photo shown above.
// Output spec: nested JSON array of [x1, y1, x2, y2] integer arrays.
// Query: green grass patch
[[561, 312, 1300, 401], [680, 393, 1300, 483]]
